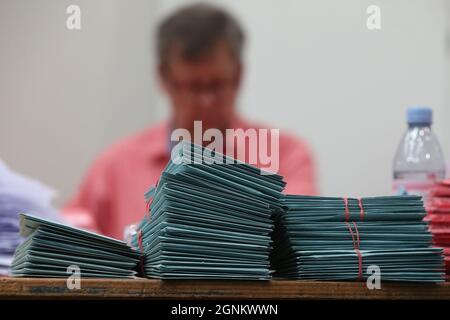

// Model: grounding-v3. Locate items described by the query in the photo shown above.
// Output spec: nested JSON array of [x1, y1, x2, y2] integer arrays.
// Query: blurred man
[[63, 3, 317, 239]]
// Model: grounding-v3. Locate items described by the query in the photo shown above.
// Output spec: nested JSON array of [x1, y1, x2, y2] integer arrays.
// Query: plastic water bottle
[[393, 107, 446, 201]]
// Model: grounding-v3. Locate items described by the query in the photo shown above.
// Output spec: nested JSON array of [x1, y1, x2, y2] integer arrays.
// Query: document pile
[[0, 160, 59, 275], [271, 195, 445, 282], [132, 142, 286, 279], [426, 180, 450, 279], [12, 214, 140, 278]]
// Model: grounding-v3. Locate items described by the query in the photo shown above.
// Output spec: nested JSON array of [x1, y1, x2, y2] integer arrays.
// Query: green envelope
[[11, 214, 141, 278], [272, 194, 445, 282], [132, 141, 286, 279]]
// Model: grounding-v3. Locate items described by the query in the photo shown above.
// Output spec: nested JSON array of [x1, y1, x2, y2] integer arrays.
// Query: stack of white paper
[[0, 159, 59, 275]]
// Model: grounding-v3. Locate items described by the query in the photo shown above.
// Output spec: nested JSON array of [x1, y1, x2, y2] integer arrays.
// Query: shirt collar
[[147, 115, 252, 162]]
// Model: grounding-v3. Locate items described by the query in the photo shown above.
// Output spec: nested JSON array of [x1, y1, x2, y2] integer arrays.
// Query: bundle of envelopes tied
[[271, 195, 445, 282], [131, 141, 286, 279], [426, 180, 450, 280], [8, 142, 446, 282], [11, 214, 140, 278]]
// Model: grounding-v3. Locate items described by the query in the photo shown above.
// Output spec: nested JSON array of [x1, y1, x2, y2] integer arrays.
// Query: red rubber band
[[137, 229, 144, 252], [353, 222, 363, 280], [145, 197, 153, 220], [358, 198, 365, 220], [343, 197, 350, 221], [145, 180, 159, 220], [355, 248, 363, 280], [346, 222, 363, 281], [137, 229, 146, 276], [352, 222, 360, 249], [345, 222, 356, 246]]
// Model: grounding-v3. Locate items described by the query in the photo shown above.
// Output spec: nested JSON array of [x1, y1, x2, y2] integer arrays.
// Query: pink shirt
[[63, 117, 317, 239]]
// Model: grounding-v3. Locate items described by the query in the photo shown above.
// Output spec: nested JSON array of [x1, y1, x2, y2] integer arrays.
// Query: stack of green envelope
[[132, 142, 286, 279], [271, 195, 445, 282], [12, 214, 141, 278]]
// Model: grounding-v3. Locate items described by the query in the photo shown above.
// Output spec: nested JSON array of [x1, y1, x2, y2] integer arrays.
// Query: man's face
[[159, 41, 241, 133]]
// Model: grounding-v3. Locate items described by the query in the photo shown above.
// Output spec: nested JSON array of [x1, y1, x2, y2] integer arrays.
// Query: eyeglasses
[[167, 77, 238, 99]]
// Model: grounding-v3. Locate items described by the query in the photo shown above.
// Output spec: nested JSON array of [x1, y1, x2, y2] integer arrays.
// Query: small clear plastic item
[[123, 223, 138, 246]]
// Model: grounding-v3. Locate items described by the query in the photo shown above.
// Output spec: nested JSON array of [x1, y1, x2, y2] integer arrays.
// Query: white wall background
[[1, 0, 449, 205]]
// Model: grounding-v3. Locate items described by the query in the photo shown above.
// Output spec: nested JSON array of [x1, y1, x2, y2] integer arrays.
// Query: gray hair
[[157, 3, 245, 67]]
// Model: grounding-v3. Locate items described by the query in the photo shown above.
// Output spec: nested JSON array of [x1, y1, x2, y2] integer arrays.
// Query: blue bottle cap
[[407, 106, 432, 125]]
